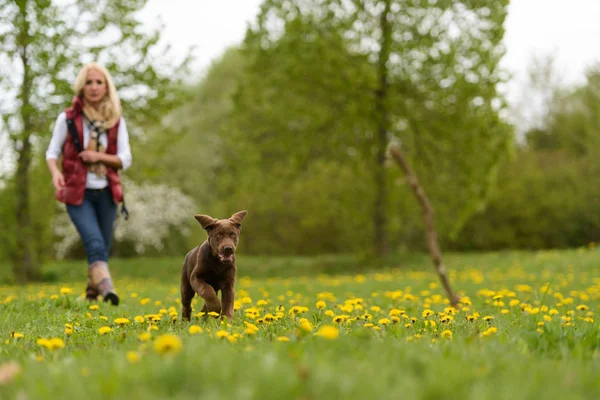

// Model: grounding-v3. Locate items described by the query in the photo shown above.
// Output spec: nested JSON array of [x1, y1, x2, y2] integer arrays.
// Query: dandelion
[[188, 325, 203, 335], [316, 300, 326, 309], [422, 309, 434, 318], [483, 316, 494, 322], [89, 305, 99, 311], [277, 336, 290, 342], [153, 334, 182, 355], [98, 326, 112, 335], [378, 318, 391, 326], [37, 338, 65, 351], [216, 330, 229, 339], [576, 304, 589, 311], [114, 318, 130, 325], [138, 332, 152, 342], [10, 332, 24, 340], [140, 298, 150, 305], [134, 316, 145, 323], [480, 327, 498, 337], [60, 287, 73, 295], [207, 312, 220, 318], [441, 330, 453, 339], [126, 351, 141, 364], [316, 325, 339, 340], [298, 319, 313, 333]]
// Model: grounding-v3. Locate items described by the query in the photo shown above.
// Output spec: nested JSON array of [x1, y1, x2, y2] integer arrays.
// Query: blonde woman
[[46, 62, 132, 305]]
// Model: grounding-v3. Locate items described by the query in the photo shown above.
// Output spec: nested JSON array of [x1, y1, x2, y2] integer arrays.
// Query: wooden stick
[[388, 145, 460, 306]]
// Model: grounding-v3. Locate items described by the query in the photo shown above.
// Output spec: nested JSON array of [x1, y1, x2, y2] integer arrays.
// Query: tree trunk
[[373, 0, 392, 256], [12, 0, 40, 282], [388, 145, 460, 306]]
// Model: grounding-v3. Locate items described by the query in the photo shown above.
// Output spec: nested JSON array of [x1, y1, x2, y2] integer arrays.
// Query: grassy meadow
[[1, 248, 600, 399]]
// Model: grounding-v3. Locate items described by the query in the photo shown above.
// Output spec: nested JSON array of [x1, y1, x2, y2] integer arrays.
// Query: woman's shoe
[[103, 292, 119, 306]]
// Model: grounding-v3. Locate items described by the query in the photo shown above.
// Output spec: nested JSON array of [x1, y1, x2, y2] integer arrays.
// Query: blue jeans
[[67, 189, 117, 264]]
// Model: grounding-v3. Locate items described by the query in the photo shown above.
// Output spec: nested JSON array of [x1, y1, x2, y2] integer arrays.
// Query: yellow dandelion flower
[[576, 304, 589, 311], [391, 316, 401, 324], [138, 332, 152, 342], [422, 309, 434, 318], [324, 310, 335, 317], [207, 311, 220, 318], [277, 336, 290, 342], [10, 332, 24, 339], [60, 287, 73, 295], [99, 316, 108, 321], [483, 316, 494, 322], [98, 326, 112, 335], [245, 327, 258, 336], [441, 330, 453, 339], [227, 335, 238, 344], [501, 309, 510, 315], [480, 327, 498, 337], [114, 318, 130, 325], [549, 309, 559, 316], [153, 334, 182, 355], [256, 299, 269, 306], [130, 293, 138, 298], [50, 295, 59, 300], [316, 325, 339, 340], [298, 319, 313, 333], [37, 338, 65, 351], [64, 328, 73, 335], [316, 301, 326, 309], [378, 318, 391, 326], [89, 305, 99, 311], [134, 316, 145, 323], [126, 351, 141, 364], [216, 330, 229, 339], [139, 298, 150, 305], [188, 325, 203, 335]]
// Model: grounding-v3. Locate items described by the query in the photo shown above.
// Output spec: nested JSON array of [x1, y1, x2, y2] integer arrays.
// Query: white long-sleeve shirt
[[46, 112, 132, 189]]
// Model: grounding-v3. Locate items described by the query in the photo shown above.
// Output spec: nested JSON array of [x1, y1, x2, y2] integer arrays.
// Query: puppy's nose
[[223, 245, 234, 255]]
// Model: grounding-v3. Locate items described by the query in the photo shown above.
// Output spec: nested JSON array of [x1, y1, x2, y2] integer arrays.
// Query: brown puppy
[[181, 210, 247, 321]]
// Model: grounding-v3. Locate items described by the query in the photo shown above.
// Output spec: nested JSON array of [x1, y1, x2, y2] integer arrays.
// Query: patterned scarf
[[82, 103, 109, 177]]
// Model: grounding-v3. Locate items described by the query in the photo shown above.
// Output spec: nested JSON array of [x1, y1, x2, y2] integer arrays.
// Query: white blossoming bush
[[53, 178, 196, 258]]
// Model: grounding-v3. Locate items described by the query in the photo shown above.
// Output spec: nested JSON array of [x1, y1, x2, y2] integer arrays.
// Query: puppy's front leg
[[190, 275, 221, 314], [221, 283, 235, 320]]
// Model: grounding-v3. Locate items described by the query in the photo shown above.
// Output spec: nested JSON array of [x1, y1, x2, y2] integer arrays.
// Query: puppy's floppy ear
[[229, 210, 248, 227], [195, 214, 218, 231]]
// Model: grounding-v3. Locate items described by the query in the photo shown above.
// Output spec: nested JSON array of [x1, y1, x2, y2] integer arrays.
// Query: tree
[[230, 0, 513, 255], [0, 0, 191, 281]]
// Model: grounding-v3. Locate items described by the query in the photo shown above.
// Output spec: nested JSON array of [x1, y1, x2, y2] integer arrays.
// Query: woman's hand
[[79, 150, 102, 164], [52, 172, 65, 191]]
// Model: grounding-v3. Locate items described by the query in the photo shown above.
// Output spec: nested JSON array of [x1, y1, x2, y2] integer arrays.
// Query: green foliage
[[223, 0, 513, 253], [0, 0, 191, 274], [455, 66, 600, 250], [1, 249, 600, 399]]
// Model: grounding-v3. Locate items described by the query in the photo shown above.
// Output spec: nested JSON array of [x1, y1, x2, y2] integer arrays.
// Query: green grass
[[1, 247, 600, 399]]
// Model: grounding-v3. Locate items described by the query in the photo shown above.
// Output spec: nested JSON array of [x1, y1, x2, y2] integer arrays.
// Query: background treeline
[[1, 0, 598, 273]]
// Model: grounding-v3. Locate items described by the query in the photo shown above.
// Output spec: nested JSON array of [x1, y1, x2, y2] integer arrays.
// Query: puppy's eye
[[216, 233, 222, 238], [231, 233, 237, 238]]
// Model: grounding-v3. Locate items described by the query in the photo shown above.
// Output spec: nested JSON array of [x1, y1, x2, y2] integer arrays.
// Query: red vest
[[55, 96, 124, 205]]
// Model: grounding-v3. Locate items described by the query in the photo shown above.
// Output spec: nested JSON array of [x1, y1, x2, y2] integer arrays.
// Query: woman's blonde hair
[[73, 62, 122, 128]]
